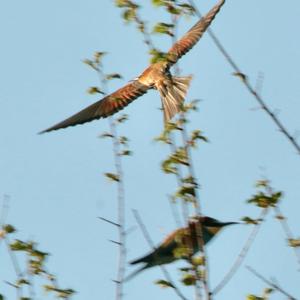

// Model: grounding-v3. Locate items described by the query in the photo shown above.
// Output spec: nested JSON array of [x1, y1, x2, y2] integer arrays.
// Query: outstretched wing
[[167, 0, 225, 66], [40, 80, 149, 133]]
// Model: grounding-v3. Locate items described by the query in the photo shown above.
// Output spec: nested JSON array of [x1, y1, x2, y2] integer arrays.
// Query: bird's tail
[[158, 75, 193, 123], [124, 264, 148, 282]]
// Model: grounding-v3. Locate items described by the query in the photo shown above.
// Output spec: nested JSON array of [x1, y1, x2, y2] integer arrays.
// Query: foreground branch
[[246, 265, 296, 300], [212, 208, 268, 295]]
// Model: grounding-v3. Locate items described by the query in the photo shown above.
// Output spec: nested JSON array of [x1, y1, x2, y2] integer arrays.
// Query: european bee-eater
[[40, 0, 225, 133], [126, 216, 237, 280]]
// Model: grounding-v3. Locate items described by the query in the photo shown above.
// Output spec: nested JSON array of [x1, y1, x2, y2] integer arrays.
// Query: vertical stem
[[4, 236, 24, 299], [96, 62, 126, 300], [170, 6, 208, 298], [179, 118, 210, 299], [109, 118, 127, 300]]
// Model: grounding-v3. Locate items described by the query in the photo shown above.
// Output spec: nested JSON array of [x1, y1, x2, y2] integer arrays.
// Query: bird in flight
[[40, 0, 225, 133], [126, 215, 238, 280]]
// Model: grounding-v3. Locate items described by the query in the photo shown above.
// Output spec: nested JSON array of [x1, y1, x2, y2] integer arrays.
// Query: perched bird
[[40, 0, 225, 133], [126, 216, 238, 280]]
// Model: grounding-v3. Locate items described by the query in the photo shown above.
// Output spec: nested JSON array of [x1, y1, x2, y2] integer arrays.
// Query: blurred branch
[[212, 208, 269, 295], [274, 206, 300, 270], [4, 236, 24, 299], [246, 265, 296, 300], [132, 209, 189, 300], [188, 0, 300, 156], [89, 53, 128, 300]]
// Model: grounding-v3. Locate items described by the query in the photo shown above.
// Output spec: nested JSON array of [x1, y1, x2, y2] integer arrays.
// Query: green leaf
[[10, 240, 30, 251], [94, 51, 107, 64], [17, 278, 30, 286], [104, 173, 120, 182], [161, 159, 178, 174], [117, 114, 128, 123], [44, 285, 75, 299], [152, 22, 174, 36], [87, 86, 105, 95], [99, 132, 114, 139], [149, 48, 169, 64], [178, 3, 196, 15], [189, 130, 208, 147], [119, 150, 132, 156], [119, 136, 129, 145], [115, 0, 130, 8], [3, 224, 16, 234], [246, 296, 263, 300], [182, 99, 200, 112], [151, 0, 165, 7], [166, 5, 181, 15], [288, 238, 300, 248], [242, 217, 260, 225], [155, 279, 175, 289], [122, 8, 137, 23], [106, 73, 123, 80], [263, 288, 274, 297], [82, 59, 97, 70], [232, 72, 247, 82], [255, 180, 269, 188], [181, 273, 196, 286], [182, 176, 197, 185]]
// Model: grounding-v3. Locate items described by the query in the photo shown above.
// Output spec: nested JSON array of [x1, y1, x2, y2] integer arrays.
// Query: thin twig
[[96, 61, 127, 300], [246, 265, 297, 300], [179, 117, 210, 300], [170, 8, 207, 297], [170, 11, 190, 227], [98, 216, 120, 227], [168, 195, 183, 228], [212, 208, 269, 295], [274, 206, 300, 270], [26, 254, 36, 300], [4, 236, 24, 299], [132, 209, 189, 300], [188, 0, 300, 156], [0, 195, 10, 249]]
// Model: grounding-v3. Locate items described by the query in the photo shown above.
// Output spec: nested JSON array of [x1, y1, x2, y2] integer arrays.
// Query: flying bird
[[126, 215, 238, 280], [40, 0, 225, 133]]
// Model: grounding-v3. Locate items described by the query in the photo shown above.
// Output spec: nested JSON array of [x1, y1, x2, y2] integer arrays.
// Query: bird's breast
[[138, 63, 166, 87]]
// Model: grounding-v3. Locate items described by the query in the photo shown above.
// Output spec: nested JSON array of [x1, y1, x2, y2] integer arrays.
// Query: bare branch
[[98, 216, 121, 227], [212, 208, 269, 295], [93, 56, 127, 300], [188, 0, 300, 156], [274, 206, 300, 269], [246, 265, 297, 300]]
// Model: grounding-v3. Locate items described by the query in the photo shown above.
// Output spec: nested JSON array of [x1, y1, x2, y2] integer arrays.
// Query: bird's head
[[188, 215, 239, 235]]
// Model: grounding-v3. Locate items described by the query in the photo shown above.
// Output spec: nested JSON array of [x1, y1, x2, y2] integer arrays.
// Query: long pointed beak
[[221, 221, 240, 227]]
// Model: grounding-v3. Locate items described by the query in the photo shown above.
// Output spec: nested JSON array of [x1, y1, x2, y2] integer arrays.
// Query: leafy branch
[[84, 52, 129, 300]]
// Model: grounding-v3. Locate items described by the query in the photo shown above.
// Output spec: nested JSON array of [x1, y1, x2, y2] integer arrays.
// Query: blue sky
[[1, 0, 300, 299]]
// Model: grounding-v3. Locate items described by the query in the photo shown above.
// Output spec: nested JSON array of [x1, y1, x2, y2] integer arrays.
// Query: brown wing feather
[[167, 0, 225, 66], [40, 80, 149, 133]]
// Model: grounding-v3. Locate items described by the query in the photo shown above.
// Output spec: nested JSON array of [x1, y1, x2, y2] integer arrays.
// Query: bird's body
[[126, 216, 237, 280], [40, 0, 225, 133]]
